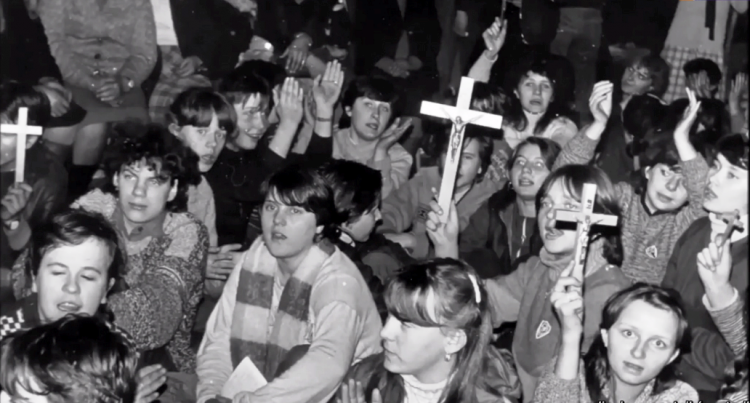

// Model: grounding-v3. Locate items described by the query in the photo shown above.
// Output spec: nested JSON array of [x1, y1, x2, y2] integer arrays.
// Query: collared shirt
[[112, 205, 167, 242]]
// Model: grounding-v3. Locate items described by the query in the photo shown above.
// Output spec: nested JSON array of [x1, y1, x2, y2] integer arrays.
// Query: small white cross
[[0, 107, 44, 183], [420, 77, 503, 218], [554, 183, 618, 281]]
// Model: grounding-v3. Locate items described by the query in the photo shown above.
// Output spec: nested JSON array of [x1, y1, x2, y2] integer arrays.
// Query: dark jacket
[[459, 188, 543, 279], [662, 217, 749, 394], [170, 0, 253, 79], [352, 0, 440, 75], [254, 0, 325, 52], [0, 0, 62, 83]]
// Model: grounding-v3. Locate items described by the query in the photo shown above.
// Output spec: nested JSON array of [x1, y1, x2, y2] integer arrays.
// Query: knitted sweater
[[485, 255, 631, 401], [71, 190, 209, 373], [533, 359, 699, 403], [557, 131, 709, 284], [380, 166, 493, 259], [662, 217, 749, 393], [36, 0, 157, 89]]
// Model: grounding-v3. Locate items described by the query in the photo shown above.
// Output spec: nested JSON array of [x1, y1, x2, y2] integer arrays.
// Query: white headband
[[468, 274, 481, 304]]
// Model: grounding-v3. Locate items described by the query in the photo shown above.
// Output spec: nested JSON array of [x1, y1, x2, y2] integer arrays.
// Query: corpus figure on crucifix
[[420, 76, 503, 218]]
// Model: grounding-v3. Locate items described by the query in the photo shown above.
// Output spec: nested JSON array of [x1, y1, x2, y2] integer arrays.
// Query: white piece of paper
[[221, 356, 268, 398]]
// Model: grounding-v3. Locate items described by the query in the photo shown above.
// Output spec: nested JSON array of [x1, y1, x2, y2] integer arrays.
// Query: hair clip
[[468, 273, 481, 304]]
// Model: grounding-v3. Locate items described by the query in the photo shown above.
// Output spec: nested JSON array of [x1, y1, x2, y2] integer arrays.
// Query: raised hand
[[281, 36, 311, 74], [134, 364, 167, 403], [375, 117, 413, 155], [336, 379, 382, 403], [729, 72, 747, 115], [206, 243, 243, 281], [674, 87, 702, 140], [175, 56, 202, 77], [425, 193, 459, 257], [686, 71, 713, 99], [696, 239, 733, 293], [274, 77, 305, 126], [482, 18, 507, 59], [312, 61, 345, 114], [0, 183, 32, 223], [589, 81, 614, 124], [550, 261, 584, 336]]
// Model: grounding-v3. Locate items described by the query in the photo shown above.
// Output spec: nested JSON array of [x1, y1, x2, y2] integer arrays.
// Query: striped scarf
[[229, 239, 334, 380]]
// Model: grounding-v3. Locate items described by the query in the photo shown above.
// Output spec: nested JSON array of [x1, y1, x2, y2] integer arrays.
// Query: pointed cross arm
[[0, 107, 44, 183], [420, 101, 504, 130], [718, 211, 745, 246]]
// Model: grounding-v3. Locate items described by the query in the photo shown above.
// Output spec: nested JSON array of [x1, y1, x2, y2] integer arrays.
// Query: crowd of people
[[0, 0, 748, 402]]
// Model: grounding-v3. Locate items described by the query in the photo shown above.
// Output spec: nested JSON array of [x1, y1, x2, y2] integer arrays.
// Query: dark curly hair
[[100, 122, 202, 213]]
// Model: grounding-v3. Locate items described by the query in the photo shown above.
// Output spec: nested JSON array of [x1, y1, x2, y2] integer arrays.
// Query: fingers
[[707, 241, 722, 266], [372, 388, 383, 403], [220, 243, 244, 253], [552, 275, 582, 294]]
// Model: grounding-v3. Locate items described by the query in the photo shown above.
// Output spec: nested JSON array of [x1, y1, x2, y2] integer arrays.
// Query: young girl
[[556, 84, 708, 285], [379, 131, 493, 259], [335, 258, 520, 403], [427, 164, 631, 401], [662, 132, 749, 401], [195, 162, 382, 403], [534, 282, 698, 402], [459, 137, 561, 278]]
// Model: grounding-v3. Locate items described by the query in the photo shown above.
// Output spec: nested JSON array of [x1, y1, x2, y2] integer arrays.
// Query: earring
[[445, 353, 451, 362]]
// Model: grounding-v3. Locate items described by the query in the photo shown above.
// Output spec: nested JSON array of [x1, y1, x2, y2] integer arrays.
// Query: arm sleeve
[[370, 147, 413, 199], [704, 289, 747, 356], [547, 118, 579, 146], [108, 222, 209, 350], [379, 178, 420, 233], [683, 326, 736, 382], [459, 201, 504, 276], [36, 0, 97, 88], [532, 359, 583, 403], [467, 52, 496, 83], [485, 262, 532, 327], [196, 253, 245, 403], [674, 155, 709, 230], [551, 128, 599, 170], [118, 0, 157, 86]]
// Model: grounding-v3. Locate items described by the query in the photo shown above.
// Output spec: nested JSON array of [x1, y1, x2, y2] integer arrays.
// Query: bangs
[[171, 89, 237, 134], [715, 133, 749, 170], [262, 163, 334, 224], [385, 272, 445, 328], [121, 157, 174, 183]]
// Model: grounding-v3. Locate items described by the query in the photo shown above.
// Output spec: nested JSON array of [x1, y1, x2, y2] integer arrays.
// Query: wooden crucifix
[[420, 77, 504, 218], [717, 210, 745, 247], [554, 183, 619, 282], [0, 107, 43, 183]]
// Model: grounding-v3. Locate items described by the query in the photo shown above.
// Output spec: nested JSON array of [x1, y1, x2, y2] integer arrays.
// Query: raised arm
[[379, 176, 421, 233], [467, 18, 506, 83], [673, 88, 709, 227], [268, 78, 305, 159]]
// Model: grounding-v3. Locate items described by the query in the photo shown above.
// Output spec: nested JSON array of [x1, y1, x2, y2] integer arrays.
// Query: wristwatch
[[3, 219, 19, 231]]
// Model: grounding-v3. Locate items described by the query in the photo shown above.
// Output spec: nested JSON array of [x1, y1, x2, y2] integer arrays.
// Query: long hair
[[318, 159, 382, 224], [361, 259, 501, 403], [630, 130, 682, 196], [535, 164, 624, 266], [583, 283, 690, 402], [712, 133, 749, 171], [504, 54, 576, 135], [167, 87, 237, 136], [0, 314, 138, 403], [493, 137, 562, 211]]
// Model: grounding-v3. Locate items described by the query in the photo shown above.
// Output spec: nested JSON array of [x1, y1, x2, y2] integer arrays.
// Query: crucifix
[[554, 183, 619, 282], [717, 210, 745, 247], [420, 76, 503, 218], [0, 107, 43, 183]]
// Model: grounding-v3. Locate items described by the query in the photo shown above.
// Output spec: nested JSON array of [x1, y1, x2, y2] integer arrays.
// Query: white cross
[[420, 77, 503, 218], [0, 107, 44, 183], [554, 183, 618, 282]]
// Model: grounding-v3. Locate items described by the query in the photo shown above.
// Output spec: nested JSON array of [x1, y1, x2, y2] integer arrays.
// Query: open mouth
[[529, 99, 542, 106], [200, 155, 216, 164], [704, 188, 717, 200], [517, 177, 534, 187], [270, 231, 287, 241], [365, 122, 379, 131], [544, 227, 563, 240], [622, 361, 644, 375]]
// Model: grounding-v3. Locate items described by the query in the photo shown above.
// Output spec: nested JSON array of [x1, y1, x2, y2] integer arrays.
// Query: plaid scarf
[[230, 239, 334, 380]]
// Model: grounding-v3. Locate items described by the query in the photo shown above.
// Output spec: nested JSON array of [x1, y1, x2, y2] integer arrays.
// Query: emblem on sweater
[[646, 245, 658, 259], [535, 320, 551, 339], [416, 205, 430, 222]]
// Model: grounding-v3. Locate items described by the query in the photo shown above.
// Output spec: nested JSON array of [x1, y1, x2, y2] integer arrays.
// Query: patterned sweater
[[557, 131, 708, 284], [36, 0, 157, 89], [71, 190, 208, 373]]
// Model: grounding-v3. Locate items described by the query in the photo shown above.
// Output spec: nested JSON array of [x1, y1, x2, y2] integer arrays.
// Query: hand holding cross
[[0, 107, 43, 183], [554, 183, 619, 282]]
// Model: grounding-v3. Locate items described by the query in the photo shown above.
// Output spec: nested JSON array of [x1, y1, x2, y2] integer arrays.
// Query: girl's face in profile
[[537, 179, 579, 255], [602, 300, 680, 389], [704, 153, 749, 215]]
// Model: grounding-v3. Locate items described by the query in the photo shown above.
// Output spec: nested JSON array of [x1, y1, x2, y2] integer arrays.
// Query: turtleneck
[[401, 374, 448, 403], [708, 212, 748, 244]]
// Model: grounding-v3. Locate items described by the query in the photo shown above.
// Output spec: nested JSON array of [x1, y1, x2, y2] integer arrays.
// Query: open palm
[[312, 61, 345, 111]]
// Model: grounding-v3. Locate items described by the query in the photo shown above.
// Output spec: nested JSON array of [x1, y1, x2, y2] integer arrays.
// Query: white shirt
[[150, 0, 179, 46]]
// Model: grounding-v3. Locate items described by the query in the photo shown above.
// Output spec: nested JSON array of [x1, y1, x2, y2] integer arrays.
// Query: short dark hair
[[631, 131, 682, 194], [218, 62, 274, 106], [436, 132, 494, 182], [663, 98, 729, 153], [100, 122, 202, 212], [1, 80, 51, 127], [263, 162, 344, 240], [319, 159, 382, 224], [26, 209, 125, 284], [623, 94, 667, 141], [168, 87, 237, 135], [536, 164, 623, 266], [683, 58, 722, 86], [713, 133, 749, 171], [0, 314, 138, 403], [630, 54, 671, 97], [339, 76, 400, 128]]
